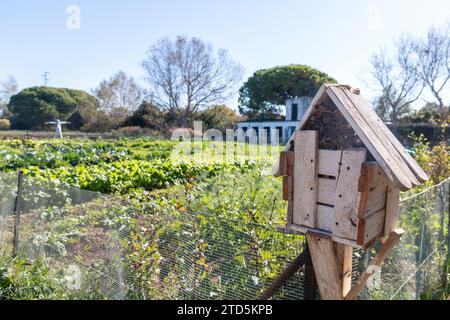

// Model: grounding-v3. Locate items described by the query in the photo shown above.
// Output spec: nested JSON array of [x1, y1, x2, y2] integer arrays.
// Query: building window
[[292, 103, 298, 120], [289, 126, 296, 137]]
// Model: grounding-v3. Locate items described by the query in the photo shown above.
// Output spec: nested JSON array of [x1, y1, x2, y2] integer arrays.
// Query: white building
[[236, 96, 313, 144]]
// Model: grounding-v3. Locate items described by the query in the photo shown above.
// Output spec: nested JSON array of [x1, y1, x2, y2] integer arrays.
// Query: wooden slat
[[345, 229, 404, 300], [333, 149, 367, 240], [384, 186, 400, 237], [286, 151, 294, 176], [327, 86, 412, 191], [282, 176, 293, 201], [306, 233, 343, 300], [282, 176, 289, 201], [345, 88, 428, 183], [335, 243, 353, 297], [317, 178, 336, 206], [287, 200, 293, 225], [287, 223, 359, 247], [317, 204, 335, 232], [293, 130, 318, 228], [318, 150, 341, 176], [358, 162, 389, 218], [358, 209, 385, 245], [364, 187, 388, 217], [278, 151, 287, 176], [340, 88, 421, 187]]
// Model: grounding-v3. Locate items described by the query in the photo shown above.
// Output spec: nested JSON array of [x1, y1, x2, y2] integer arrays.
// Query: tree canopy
[[124, 101, 166, 131], [8, 86, 99, 129], [93, 71, 145, 114], [142, 35, 244, 126], [238, 65, 336, 119], [196, 105, 238, 132]]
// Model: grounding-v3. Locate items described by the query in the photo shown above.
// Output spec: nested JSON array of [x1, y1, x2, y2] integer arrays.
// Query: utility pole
[[42, 72, 49, 86]]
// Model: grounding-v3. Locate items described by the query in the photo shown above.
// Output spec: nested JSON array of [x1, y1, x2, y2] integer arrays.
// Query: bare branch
[[142, 35, 244, 126]]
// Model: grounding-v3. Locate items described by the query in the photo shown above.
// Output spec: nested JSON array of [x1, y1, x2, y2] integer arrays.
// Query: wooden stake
[[344, 228, 404, 300], [335, 243, 353, 297], [306, 233, 347, 300]]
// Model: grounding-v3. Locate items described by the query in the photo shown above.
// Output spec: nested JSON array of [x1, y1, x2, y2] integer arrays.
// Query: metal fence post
[[13, 170, 24, 255]]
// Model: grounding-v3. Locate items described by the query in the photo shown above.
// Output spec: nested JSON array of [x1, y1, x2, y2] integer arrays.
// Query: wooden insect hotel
[[274, 84, 428, 300]]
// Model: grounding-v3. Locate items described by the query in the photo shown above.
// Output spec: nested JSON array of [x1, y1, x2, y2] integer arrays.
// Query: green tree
[[67, 91, 107, 131], [404, 103, 450, 125], [8, 86, 98, 129], [196, 105, 238, 132], [123, 101, 166, 131], [238, 65, 336, 119]]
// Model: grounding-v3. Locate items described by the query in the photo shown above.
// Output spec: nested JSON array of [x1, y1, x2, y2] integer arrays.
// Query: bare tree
[[93, 71, 145, 115], [415, 25, 450, 111], [0, 75, 19, 117], [370, 37, 424, 125], [142, 36, 244, 126]]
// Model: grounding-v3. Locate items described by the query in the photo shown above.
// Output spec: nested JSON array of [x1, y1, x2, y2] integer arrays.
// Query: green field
[[0, 137, 299, 299]]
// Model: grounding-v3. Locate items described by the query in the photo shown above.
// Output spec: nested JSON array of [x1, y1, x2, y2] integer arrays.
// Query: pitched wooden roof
[[274, 84, 428, 191]]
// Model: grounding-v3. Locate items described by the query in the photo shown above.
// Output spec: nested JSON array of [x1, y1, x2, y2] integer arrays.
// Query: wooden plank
[[327, 86, 412, 191], [340, 88, 421, 187], [306, 233, 343, 300], [287, 223, 359, 247], [282, 176, 293, 201], [277, 150, 294, 177], [364, 187, 388, 217], [345, 88, 428, 183], [282, 176, 289, 201], [318, 150, 341, 177], [317, 177, 336, 206], [345, 229, 404, 300], [286, 151, 294, 176], [317, 204, 335, 232], [333, 149, 367, 240], [293, 130, 319, 228], [287, 200, 293, 225], [278, 151, 287, 176], [357, 209, 385, 245], [384, 186, 400, 237], [358, 162, 389, 218], [335, 243, 353, 297]]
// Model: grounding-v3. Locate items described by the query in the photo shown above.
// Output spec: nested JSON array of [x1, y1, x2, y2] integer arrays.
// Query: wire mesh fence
[[357, 178, 449, 300], [0, 171, 448, 300]]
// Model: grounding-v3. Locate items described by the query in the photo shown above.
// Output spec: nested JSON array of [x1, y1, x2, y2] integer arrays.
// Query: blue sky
[[1, 0, 449, 108]]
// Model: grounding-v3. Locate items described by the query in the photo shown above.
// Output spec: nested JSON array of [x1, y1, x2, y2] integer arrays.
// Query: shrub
[[0, 119, 10, 130], [410, 132, 450, 184], [115, 126, 148, 137]]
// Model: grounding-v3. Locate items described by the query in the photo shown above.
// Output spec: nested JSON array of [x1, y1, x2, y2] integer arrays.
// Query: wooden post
[[257, 251, 307, 300], [336, 243, 353, 297], [344, 229, 404, 300], [13, 171, 24, 255], [306, 232, 353, 300]]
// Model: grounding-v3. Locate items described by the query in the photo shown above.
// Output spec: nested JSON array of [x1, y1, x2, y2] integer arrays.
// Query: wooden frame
[[280, 140, 394, 247]]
